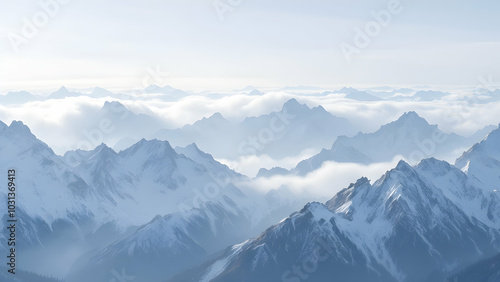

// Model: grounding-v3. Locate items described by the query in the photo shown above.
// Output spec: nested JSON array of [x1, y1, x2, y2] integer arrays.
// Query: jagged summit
[[395, 159, 412, 171], [177, 142, 213, 161], [92, 143, 117, 156], [102, 100, 126, 108], [184, 142, 202, 152], [100, 101, 132, 116], [47, 86, 79, 99], [336, 86, 357, 93], [57, 86, 70, 93], [385, 111, 430, 129], [208, 112, 225, 120], [129, 138, 175, 152], [5, 120, 34, 137], [248, 89, 264, 96], [399, 111, 420, 119], [281, 98, 309, 113], [333, 87, 382, 101]]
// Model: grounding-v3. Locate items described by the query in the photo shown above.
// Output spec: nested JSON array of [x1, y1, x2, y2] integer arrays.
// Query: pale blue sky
[[1, 0, 499, 92]]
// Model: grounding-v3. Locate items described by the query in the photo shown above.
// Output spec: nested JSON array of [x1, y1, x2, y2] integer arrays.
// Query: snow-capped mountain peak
[[281, 98, 309, 114], [89, 143, 117, 159], [208, 112, 225, 121], [101, 100, 128, 112], [56, 85, 70, 94], [248, 89, 264, 96], [382, 111, 432, 131], [292, 112, 468, 173], [7, 120, 34, 137], [122, 138, 177, 159]]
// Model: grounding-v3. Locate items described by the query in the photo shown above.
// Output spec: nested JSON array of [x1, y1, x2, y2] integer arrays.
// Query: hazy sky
[[1, 0, 499, 92]]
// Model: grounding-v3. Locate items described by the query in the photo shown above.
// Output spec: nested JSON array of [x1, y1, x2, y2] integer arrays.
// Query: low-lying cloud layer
[[0, 86, 499, 177]]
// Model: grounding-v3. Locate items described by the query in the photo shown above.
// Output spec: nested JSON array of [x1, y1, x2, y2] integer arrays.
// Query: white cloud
[[239, 157, 403, 199]]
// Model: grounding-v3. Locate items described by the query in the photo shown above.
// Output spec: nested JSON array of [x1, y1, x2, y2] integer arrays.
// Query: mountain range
[[0, 99, 499, 281], [174, 126, 500, 282], [154, 98, 358, 160], [0, 120, 304, 281]]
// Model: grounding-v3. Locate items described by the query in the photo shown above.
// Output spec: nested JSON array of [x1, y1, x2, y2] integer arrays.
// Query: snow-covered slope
[[65, 142, 307, 281], [172, 202, 394, 282], [0, 120, 94, 227], [256, 166, 289, 178], [456, 125, 500, 191], [69, 199, 254, 282]]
